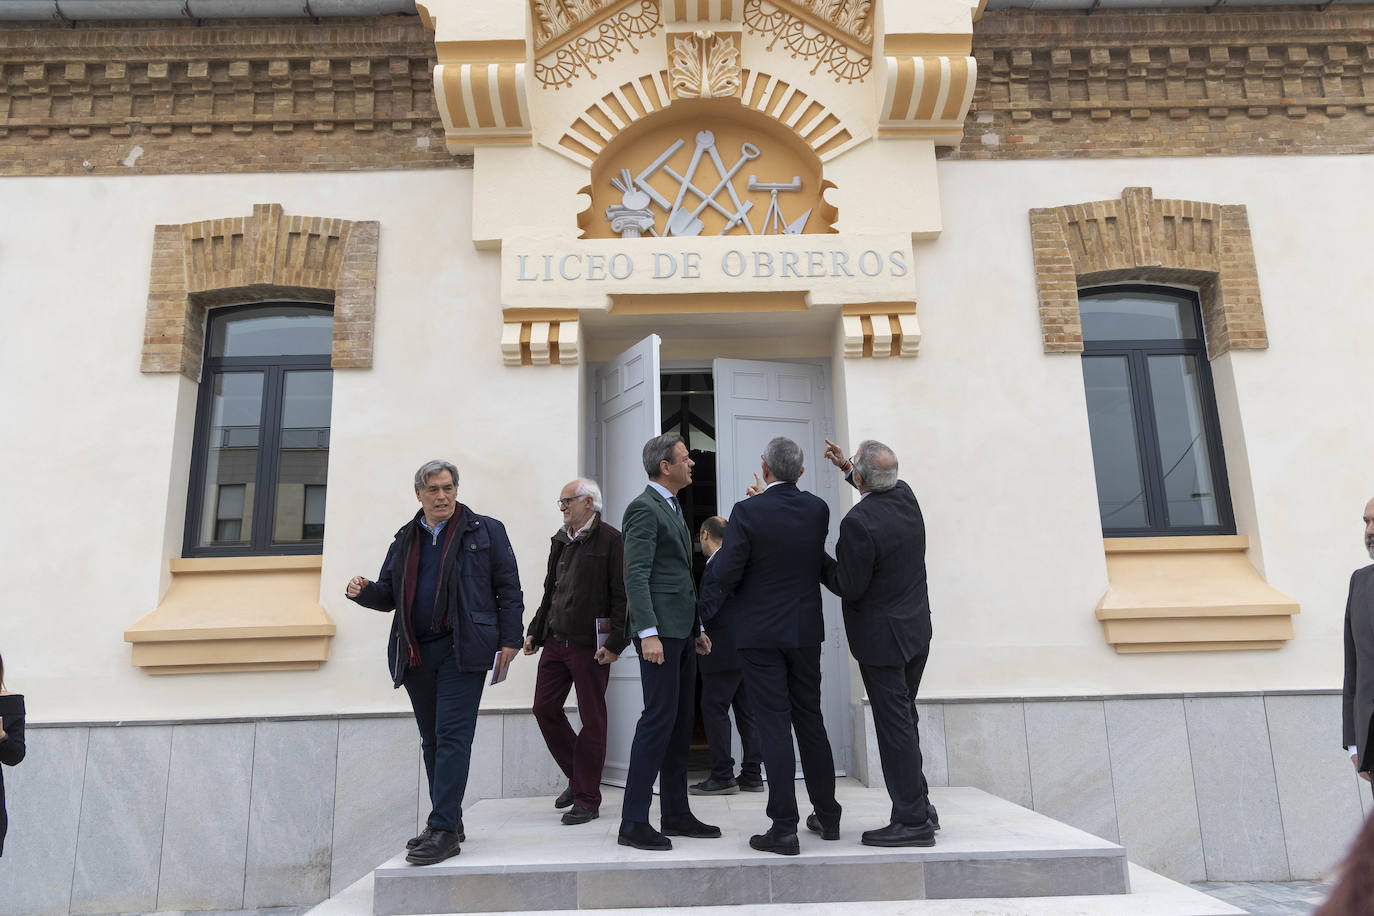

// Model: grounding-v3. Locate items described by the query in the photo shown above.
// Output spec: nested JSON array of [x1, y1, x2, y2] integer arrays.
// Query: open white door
[[713, 358, 850, 774], [596, 334, 662, 786]]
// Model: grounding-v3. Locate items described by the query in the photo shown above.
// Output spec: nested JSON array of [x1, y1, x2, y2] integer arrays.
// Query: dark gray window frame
[[182, 302, 333, 558], [1080, 285, 1236, 538]]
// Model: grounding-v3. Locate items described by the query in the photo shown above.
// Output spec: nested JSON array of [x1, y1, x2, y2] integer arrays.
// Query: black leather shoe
[[618, 820, 672, 851], [929, 808, 941, 832], [861, 821, 936, 848], [405, 829, 462, 865], [407, 821, 464, 849], [689, 776, 739, 795], [561, 804, 599, 825], [661, 813, 722, 838], [749, 828, 800, 856], [555, 784, 575, 809], [805, 812, 840, 841], [737, 776, 765, 792]]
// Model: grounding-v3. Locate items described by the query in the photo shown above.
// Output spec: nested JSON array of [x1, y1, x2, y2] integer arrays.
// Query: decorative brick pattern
[[141, 204, 379, 380], [0, 17, 468, 175], [944, 8, 1374, 160], [1029, 187, 1266, 357]]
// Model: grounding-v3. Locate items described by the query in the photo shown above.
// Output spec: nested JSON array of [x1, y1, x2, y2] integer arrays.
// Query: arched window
[[1079, 286, 1234, 536], [183, 304, 334, 556]]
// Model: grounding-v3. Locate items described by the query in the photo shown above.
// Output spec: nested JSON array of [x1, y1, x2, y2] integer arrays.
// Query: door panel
[[596, 335, 662, 786], [712, 358, 849, 774]]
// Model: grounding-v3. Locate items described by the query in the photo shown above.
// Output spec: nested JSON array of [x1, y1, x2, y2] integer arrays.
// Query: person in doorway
[[691, 515, 765, 796], [524, 478, 628, 825], [1341, 495, 1374, 791], [618, 433, 719, 851], [709, 436, 840, 856], [346, 459, 523, 866], [0, 651, 26, 858], [820, 438, 938, 848]]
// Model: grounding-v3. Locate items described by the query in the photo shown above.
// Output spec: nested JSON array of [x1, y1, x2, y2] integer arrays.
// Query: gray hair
[[853, 440, 898, 492], [642, 433, 686, 478], [414, 459, 459, 491], [762, 436, 804, 483], [572, 478, 603, 514]]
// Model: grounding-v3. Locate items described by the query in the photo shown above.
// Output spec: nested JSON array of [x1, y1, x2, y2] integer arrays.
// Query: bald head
[[1364, 497, 1374, 560]]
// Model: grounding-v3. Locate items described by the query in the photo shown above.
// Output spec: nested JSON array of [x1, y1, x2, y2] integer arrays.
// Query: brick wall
[[0, 16, 469, 175], [2, 8, 1368, 174], [945, 7, 1374, 160]]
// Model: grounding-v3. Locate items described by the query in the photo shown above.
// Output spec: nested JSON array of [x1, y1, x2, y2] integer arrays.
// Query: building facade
[[1, 0, 1372, 911]]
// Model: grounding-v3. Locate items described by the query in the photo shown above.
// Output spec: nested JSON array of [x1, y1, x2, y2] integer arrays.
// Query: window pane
[[197, 372, 263, 547], [1082, 357, 1149, 529], [273, 370, 332, 546], [1147, 355, 1221, 528], [1080, 290, 1199, 341], [210, 306, 333, 358]]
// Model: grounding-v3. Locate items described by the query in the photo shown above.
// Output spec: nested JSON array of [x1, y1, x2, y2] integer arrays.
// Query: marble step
[[372, 786, 1134, 914]]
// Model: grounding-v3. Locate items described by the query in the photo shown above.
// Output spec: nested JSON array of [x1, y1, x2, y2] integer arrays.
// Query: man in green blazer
[[618, 433, 720, 851]]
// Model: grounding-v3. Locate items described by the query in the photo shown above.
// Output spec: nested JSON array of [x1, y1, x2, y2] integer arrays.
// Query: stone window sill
[[1095, 535, 1300, 653], [124, 556, 336, 674]]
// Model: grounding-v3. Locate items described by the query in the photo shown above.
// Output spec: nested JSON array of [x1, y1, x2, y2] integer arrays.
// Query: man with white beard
[[1341, 496, 1374, 794]]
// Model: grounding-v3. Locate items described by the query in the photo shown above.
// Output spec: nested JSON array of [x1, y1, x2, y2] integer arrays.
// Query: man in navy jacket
[[709, 436, 840, 856], [347, 459, 523, 865]]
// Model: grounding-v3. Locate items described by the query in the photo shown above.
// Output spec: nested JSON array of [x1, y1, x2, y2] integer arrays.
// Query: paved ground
[[122, 881, 1337, 915], [1193, 881, 1335, 916]]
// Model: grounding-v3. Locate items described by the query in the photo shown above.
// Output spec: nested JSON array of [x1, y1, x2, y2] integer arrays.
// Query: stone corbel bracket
[[878, 50, 977, 144], [841, 303, 920, 358], [501, 308, 581, 366], [419, 2, 533, 154]]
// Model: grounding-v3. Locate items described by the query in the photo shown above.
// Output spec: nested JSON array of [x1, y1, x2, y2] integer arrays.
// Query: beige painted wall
[[1, 153, 1370, 722]]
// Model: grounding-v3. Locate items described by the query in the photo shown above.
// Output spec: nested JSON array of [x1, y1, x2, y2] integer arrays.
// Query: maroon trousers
[[532, 638, 611, 811]]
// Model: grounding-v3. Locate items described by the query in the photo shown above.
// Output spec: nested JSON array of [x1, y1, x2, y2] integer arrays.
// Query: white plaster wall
[[1, 153, 1371, 721], [873, 153, 1374, 696], [0, 169, 578, 722]]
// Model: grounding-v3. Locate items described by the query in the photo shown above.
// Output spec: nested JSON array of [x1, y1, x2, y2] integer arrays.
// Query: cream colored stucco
[[1, 153, 1371, 723]]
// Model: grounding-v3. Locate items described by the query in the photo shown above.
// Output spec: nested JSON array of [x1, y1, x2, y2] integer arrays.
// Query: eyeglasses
[[557, 496, 588, 509]]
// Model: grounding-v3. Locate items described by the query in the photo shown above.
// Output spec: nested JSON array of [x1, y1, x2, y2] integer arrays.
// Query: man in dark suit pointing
[[618, 433, 719, 851], [1341, 495, 1374, 791], [821, 438, 938, 848], [711, 435, 841, 856]]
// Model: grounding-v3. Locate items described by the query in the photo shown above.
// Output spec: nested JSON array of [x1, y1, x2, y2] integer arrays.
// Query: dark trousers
[[621, 635, 696, 825], [532, 638, 611, 811], [700, 668, 763, 782], [403, 638, 486, 833], [740, 646, 839, 833], [860, 648, 935, 827]]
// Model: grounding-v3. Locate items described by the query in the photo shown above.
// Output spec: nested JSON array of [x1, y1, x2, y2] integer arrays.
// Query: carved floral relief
[[669, 30, 742, 100]]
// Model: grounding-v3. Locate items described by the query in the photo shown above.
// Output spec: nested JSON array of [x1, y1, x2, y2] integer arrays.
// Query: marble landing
[[371, 785, 1136, 914]]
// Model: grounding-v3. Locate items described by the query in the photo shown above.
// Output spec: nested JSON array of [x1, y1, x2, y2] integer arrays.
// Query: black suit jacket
[[1342, 564, 1374, 768], [697, 555, 742, 673], [823, 479, 931, 666], [710, 481, 829, 650]]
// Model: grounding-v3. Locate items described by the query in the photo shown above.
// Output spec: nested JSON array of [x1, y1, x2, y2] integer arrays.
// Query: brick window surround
[[141, 202, 378, 380], [1029, 186, 1267, 358]]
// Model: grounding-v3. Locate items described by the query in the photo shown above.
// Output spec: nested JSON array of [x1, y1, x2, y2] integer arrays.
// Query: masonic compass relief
[[603, 130, 814, 239]]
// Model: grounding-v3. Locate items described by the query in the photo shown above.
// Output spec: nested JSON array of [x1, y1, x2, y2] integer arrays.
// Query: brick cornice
[[0, 17, 468, 175], [945, 7, 1374, 159]]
